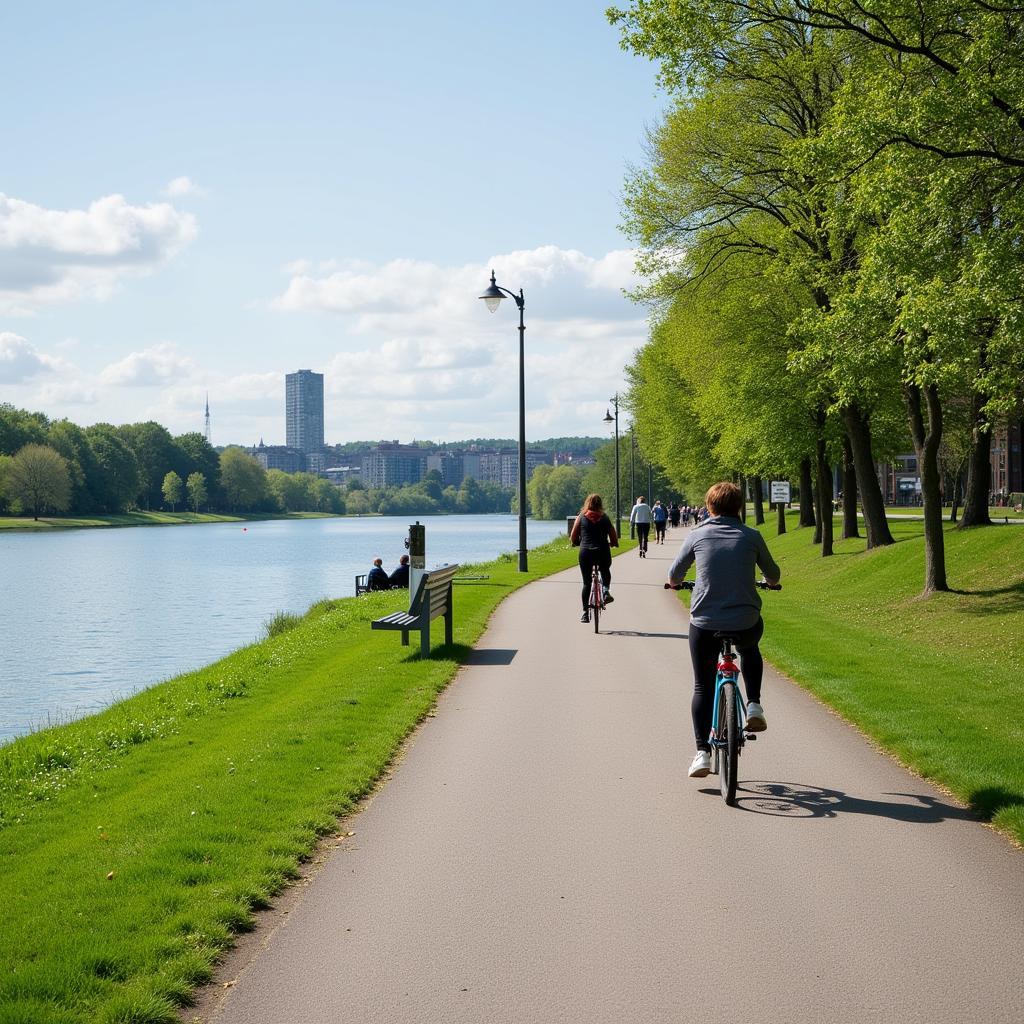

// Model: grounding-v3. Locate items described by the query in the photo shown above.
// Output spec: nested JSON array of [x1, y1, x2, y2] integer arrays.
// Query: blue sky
[[0, 1, 664, 444]]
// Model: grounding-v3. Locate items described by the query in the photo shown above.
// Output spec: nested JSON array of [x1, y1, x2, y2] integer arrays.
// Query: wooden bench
[[370, 563, 460, 657]]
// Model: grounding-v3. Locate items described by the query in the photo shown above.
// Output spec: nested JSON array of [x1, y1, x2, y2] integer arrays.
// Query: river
[[0, 515, 569, 743]]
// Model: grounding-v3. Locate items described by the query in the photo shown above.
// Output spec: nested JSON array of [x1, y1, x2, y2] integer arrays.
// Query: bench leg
[[421, 618, 430, 658], [445, 607, 453, 646], [401, 631, 409, 646]]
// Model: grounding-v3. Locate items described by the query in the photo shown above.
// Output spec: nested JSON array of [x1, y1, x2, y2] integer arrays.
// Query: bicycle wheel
[[718, 681, 739, 805], [591, 577, 601, 634]]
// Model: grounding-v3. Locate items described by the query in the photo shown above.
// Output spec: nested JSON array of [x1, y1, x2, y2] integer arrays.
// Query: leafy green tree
[[5, 444, 71, 519], [0, 404, 48, 455], [219, 448, 269, 512], [116, 422, 179, 509], [186, 472, 207, 513], [527, 464, 587, 520], [85, 424, 141, 512], [173, 432, 221, 504], [0, 454, 12, 513], [162, 471, 184, 511], [47, 420, 102, 514]]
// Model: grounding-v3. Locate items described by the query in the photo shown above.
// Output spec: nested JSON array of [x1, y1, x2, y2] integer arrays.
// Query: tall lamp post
[[603, 395, 621, 538], [479, 270, 528, 572], [629, 425, 636, 538]]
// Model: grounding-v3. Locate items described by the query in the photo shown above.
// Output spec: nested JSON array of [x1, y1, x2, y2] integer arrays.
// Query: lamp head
[[603, 409, 614, 424], [479, 270, 504, 313]]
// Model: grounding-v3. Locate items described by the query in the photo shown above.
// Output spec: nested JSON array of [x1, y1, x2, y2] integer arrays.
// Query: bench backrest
[[408, 563, 461, 618]]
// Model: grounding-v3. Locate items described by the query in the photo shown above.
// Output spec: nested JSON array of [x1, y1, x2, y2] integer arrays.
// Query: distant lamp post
[[604, 395, 621, 537], [479, 270, 528, 572]]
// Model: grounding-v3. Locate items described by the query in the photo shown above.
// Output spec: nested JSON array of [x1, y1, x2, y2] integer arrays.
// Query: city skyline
[[0, 2, 664, 444]]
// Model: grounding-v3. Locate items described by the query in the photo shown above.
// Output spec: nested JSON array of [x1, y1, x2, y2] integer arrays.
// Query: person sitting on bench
[[367, 558, 391, 591], [388, 554, 410, 589]]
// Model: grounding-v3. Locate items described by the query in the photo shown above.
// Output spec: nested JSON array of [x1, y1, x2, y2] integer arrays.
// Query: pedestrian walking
[[630, 495, 653, 557], [653, 499, 668, 544]]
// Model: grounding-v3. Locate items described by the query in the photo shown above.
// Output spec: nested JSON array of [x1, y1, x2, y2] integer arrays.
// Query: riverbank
[[0, 510, 338, 531], [0, 536, 614, 1024]]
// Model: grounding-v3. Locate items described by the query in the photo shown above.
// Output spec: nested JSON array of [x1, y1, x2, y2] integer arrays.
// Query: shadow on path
[[604, 630, 689, 640], [699, 780, 977, 824]]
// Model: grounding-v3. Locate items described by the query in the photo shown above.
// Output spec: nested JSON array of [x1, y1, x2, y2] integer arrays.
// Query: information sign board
[[770, 480, 791, 504]]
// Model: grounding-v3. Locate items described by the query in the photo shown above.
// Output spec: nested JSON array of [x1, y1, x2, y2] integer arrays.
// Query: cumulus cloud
[[0, 192, 197, 313], [0, 331, 62, 383], [162, 176, 207, 198], [100, 342, 198, 387]]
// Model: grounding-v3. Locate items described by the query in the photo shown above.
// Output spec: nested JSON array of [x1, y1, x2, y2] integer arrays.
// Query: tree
[[47, 420, 102, 514], [85, 424, 141, 512], [5, 444, 71, 520], [173, 432, 221, 504], [162, 471, 184, 511], [186, 472, 207, 513], [116, 422, 179, 509], [219, 447, 269, 512], [0, 404, 48, 455]]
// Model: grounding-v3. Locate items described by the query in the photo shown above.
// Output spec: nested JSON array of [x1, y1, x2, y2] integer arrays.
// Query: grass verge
[[697, 515, 1023, 845], [0, 536, 608, 1023], [0, 511, 336, 531]]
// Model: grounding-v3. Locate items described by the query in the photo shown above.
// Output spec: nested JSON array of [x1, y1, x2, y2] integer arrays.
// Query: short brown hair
[[705, 481, 743, 517], [582, 493, 604, 513]]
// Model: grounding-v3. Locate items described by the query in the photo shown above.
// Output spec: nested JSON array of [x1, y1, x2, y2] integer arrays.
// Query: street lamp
[[603, 395, 621, 538], [479, 270, 528, 572]]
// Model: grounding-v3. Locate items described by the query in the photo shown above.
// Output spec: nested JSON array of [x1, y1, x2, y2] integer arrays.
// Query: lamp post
[[629, 425, 636, 539], [479, 270, 528, 572], [603, 395, 621, 538]]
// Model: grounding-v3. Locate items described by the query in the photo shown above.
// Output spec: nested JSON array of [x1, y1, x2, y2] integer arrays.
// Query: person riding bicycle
[[667, 481, 781, 779], [570, 493, 619, 623]]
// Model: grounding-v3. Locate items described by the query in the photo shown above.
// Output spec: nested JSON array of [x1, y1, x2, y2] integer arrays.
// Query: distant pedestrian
[[630, 495, 653, 557], [669, 502, 681, 528], [367, 558, 390, 591], [653, 499, 668, 544], [388, 554, 410, 589]]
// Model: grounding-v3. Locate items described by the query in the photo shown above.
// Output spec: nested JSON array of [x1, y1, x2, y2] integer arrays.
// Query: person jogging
[[570, 493, 619, 623], [667, 481, 781, 779], [629, 495, 653, 557]]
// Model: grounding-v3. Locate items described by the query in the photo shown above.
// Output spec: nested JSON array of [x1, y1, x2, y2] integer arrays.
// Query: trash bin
[[566, 515, 577, 535]]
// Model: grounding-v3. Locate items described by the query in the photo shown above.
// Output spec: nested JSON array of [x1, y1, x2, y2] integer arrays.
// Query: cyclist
[[667, 481, 781, 778], [570, 493, 619, 623]]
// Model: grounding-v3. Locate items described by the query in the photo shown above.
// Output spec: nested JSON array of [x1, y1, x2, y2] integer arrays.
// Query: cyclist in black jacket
[[570, 493, 619, 623]]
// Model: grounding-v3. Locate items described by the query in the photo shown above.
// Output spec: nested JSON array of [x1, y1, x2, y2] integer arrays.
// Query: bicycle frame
[[709, 640, 747, 745]]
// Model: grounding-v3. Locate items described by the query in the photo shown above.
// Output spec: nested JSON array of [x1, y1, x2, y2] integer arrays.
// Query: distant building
[[248, 441, 306, 474], [285, 370, 325, 454], [361, 443, 428, 488]]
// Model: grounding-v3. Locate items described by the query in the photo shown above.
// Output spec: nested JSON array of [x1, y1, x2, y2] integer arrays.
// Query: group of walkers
[[568, 481, 781, 782]]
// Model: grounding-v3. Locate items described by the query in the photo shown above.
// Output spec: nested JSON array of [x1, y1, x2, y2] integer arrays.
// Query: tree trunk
[[949, 460, 965, 523], [959, 390, 993, 528], [841, 402, 894, 548], [841, 433, 859, 539], [776, 500, 787, 535], [739, 473, 747, 523], [752, 475, 765, 525], [904, 382, 948, 592], [799, 458, 816, 528], [816, 428, 834, 557]]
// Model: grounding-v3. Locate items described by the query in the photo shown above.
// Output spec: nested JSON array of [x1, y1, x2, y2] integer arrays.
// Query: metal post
[[629, 427, 635, 539], [613, 396, 621, 538], [517, 294, 528, 572]]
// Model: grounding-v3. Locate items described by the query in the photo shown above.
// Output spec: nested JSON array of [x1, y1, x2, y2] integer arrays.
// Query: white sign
[[770, 480, 791, 504]]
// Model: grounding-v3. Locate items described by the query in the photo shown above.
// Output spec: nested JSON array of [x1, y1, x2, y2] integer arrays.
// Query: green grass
[[710, 515, 1024, 844], [0, 535, 620, 1023], [0, 511, 336, 531]]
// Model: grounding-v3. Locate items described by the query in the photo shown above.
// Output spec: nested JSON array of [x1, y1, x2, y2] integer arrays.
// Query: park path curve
[[206, 533, 1023, 1024]]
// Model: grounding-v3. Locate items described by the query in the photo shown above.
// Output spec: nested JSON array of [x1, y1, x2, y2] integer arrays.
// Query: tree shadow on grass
[[950, 581, 1024, 615], [968, 786, 1024, 822], [709, 780, 979, 824]]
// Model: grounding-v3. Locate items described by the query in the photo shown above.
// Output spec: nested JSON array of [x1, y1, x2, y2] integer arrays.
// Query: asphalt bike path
[[206, 531, 1024, 1024]]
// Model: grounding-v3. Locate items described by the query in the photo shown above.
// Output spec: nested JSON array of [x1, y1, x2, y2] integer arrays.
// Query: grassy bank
[[0, 511, 337, 531], [0, 536, 605, 1024], [716, 516, 1024, 844]]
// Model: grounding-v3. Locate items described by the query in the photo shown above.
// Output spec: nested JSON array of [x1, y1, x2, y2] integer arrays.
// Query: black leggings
[[688, 618, 764, 750], [654, 520, 666, 541], [579, 550, 611, 609], [636, 523, 650, 551]]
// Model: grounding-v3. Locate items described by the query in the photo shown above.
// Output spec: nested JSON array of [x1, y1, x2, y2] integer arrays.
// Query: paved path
[[207, 535, 1024, 1024]]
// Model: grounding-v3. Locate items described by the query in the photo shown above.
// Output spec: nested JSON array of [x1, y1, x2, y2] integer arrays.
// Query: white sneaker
[[746, 702, 767, 732], [688, 751, 711, 778]]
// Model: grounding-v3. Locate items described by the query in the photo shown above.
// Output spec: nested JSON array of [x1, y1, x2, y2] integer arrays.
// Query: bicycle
[[665, 579, 781, 805], [588, 564, 607, 633]]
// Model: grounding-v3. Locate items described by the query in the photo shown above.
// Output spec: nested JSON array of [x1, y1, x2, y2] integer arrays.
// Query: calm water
[[0, 515, 568, 743]]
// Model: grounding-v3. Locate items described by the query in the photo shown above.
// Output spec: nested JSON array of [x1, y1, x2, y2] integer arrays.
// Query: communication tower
[[204, 393, 211, 443]]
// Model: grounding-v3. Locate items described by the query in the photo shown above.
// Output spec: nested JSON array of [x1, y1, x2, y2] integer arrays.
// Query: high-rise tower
[[285, 370, 325, 453], [204, 392, 211, 443]]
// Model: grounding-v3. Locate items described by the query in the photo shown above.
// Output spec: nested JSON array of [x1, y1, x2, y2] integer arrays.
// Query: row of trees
[[608, 0, 1024, 593]]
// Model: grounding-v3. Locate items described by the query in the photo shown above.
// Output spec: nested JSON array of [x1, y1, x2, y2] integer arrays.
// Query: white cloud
[[162, 176, 207, 198], [100, 342, 198, 387], [0, 192, 197, 314], [0, 331, 62, 383]]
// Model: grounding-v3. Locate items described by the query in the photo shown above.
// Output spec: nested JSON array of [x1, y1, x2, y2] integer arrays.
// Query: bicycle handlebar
[[664, 580, 782, 591]]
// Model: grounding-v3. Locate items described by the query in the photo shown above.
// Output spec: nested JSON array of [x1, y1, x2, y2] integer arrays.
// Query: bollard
[[408, 521, 426, 597]]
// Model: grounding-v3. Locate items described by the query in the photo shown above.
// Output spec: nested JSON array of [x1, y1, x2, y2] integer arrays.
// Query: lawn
[[0, 511, 336, 531], [0, 536, 606, 1024], [735, 515, 1024, 845]]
